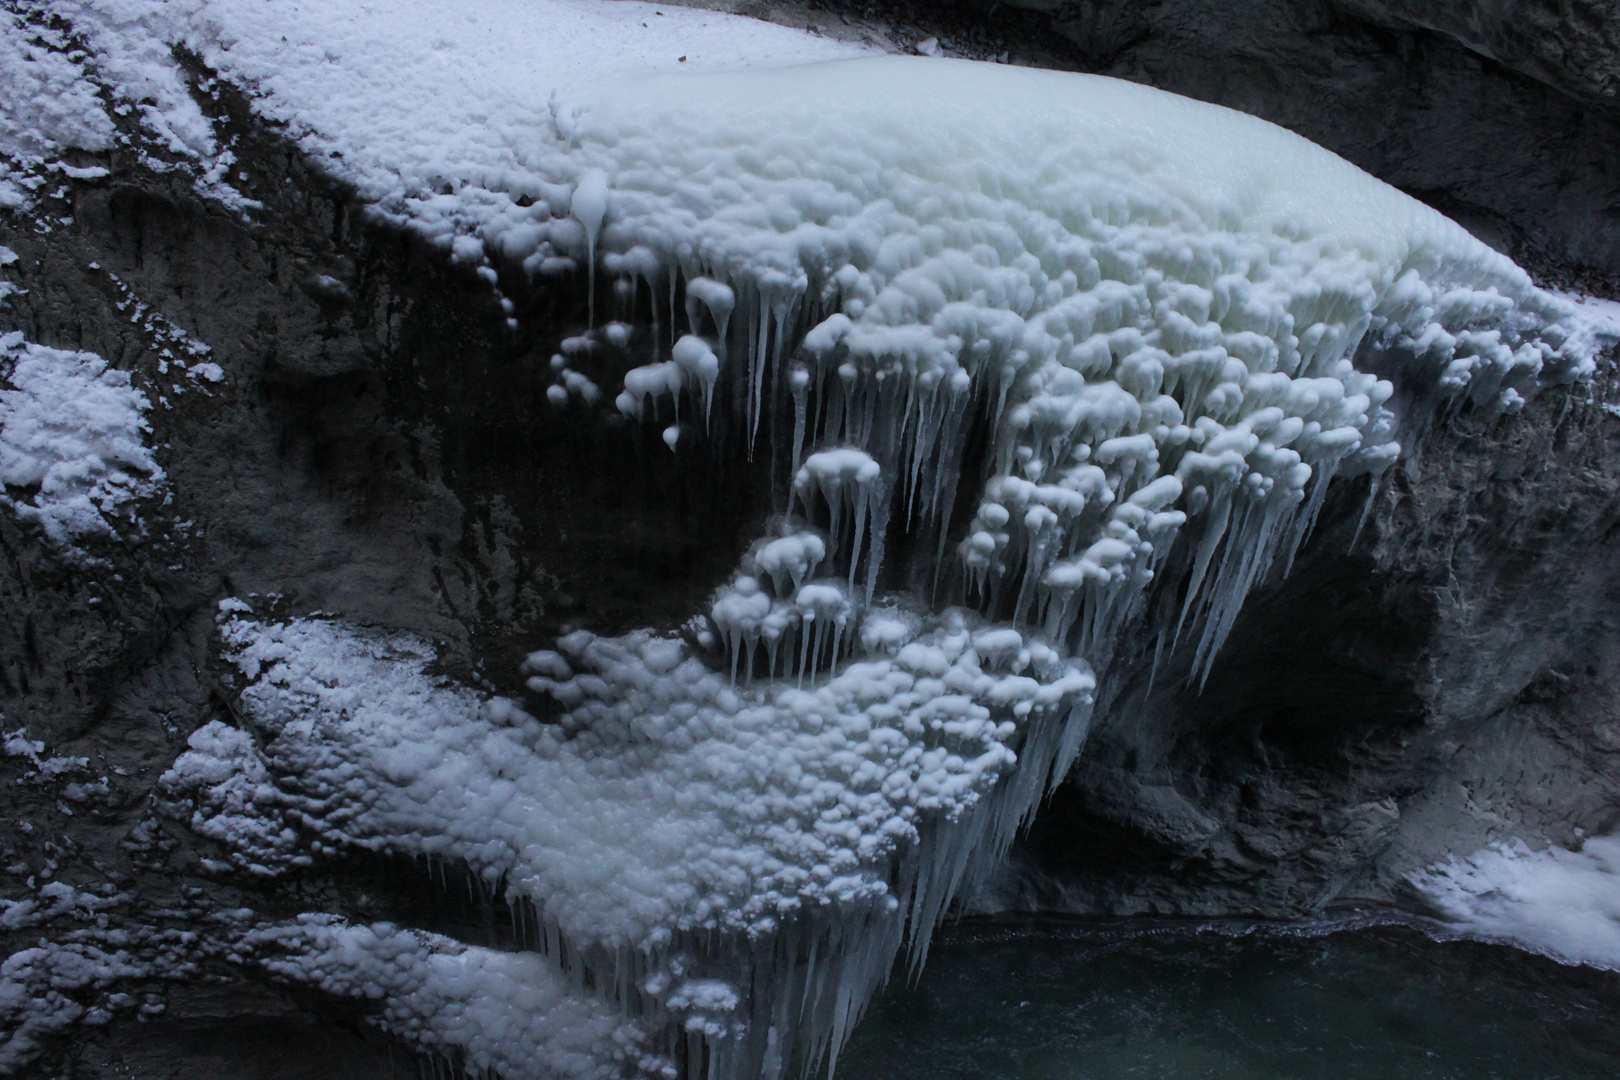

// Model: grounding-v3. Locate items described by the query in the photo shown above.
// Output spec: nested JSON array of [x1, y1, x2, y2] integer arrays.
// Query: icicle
[[674, 335, 721, 431], [751, 291, 772, 451], [797, 619, 812, 685], [790, 365, 810, 481], [572, 171, 608, 327]]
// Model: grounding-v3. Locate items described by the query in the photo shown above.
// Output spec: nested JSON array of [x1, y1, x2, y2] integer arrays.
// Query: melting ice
[[162, 52, 1599, 1080]]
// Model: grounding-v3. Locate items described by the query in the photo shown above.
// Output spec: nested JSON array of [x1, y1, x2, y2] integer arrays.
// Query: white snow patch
[[192, 606, 1087, 946], [1, 1, 265, 214], [0, 332, 162, 546], [49, 0, 219, 159], [0, 7, 117, 162], [175, 0, 871, 206], [1409, 836, 1620, 971], [0, 245, 19, 306], [0, 913, 198, 1073], [1556, 290, 1620, 344], [168, 601, 1091, 1074], [8, 1, 862, 214], [3, 726, 89, 777], [245, 916, 670, 1080], [160, 721, 309, 877]]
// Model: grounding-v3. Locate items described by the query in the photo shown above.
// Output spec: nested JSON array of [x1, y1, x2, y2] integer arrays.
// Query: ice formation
[[13, 2, 1605, 1075], [159, 47, 1605, 1080], [1409, 838, 1620, 971], [170, 598, 1091, 1077], [0, 331, 163, 547], [245, 916, 668, 1080]]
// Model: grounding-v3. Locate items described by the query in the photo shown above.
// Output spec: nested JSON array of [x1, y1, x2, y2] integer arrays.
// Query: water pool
[[838, 917, 1620, 1080]]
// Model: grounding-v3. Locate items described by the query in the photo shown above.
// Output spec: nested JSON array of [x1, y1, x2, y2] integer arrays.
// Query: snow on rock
[[48, 0, 218, 159], [42, 5, 1602, 1074], [0, 890, 201, 1075], [159, 721, 311, 877], [199, 603, 1088, 945], [0, 2, 116, 210], [1408, 837, 1620, 971], [0, 331, 163, 548], [168, 598, 1091, 1075], [0, 940, 162, 1071], [244, 916, 669, 1080], [0, 6, 115, 162], [174, 0, 870, 206], [1557, 290, 1620, 346], [3, 725, 91, 778], [1, 1, 260, 214], [0, 244, 20, 306]]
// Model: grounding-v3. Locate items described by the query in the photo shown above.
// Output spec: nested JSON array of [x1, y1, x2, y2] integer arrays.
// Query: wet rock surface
[[2, 1, 1618, 1074]]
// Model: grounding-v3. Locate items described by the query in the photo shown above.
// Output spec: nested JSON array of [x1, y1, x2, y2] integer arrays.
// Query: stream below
[[838, 916, 1620, 1080]]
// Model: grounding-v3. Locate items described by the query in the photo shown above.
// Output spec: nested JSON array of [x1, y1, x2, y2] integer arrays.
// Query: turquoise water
[[838, 918, 1620, 1080]]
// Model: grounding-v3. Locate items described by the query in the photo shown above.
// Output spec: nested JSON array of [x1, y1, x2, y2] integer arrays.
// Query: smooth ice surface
[[1409, 837, 1620, 971], [0, 331, 163, 546]]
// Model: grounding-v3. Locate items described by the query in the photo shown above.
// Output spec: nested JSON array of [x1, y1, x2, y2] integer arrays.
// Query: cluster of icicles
[[526, 268, 1405, 1080], [515, 226, 1589, 1080], [215, 58, 1600, 1080], [210, 253, 1584, 1080]]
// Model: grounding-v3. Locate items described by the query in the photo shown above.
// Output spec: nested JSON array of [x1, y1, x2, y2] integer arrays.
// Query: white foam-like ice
[[245, 915, 669, 1080], [170, 598, 1091, 1075], [0, 331, 163, 547], [1408, 837, 1620, 971]]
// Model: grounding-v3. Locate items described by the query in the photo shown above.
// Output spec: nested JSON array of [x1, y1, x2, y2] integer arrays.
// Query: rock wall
[[2, 1, 1618, 1074], [997, 374, 1620, 917]]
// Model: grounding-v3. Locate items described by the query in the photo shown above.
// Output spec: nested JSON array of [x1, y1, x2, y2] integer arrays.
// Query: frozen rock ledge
[[4, 3, 1610, 1077]]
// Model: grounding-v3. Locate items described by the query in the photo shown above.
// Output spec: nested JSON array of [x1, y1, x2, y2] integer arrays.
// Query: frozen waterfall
[[161, 51, 1599, 1080]]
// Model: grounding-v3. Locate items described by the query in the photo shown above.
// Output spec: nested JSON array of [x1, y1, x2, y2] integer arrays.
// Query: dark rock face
[[1000, 379, 1620, 916], [3, 0, 1619, 1074]]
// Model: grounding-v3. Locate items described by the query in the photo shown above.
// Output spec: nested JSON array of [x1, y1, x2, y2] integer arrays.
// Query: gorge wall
[[2, 1, 1618, 1077]]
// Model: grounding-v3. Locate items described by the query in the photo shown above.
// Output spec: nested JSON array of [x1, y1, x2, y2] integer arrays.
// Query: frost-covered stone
[[244, 916, 668, 1080], [1409, 837, 1620, 972], [0, 332, 163, 548]]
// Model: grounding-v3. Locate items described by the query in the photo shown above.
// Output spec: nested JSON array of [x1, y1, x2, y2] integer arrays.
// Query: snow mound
[[245, 916, 667, 1080], [1409, 837, 1620, 971], [0, 331, 163, 547], [168, 599, 1091, 1075], [180, 0, 872, 204]]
